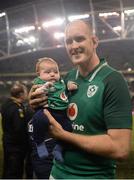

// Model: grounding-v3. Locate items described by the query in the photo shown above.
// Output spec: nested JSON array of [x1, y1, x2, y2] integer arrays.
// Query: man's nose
[[71, 40, 79, 48]]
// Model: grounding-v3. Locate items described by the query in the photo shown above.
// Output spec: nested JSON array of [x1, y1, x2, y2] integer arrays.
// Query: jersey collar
[[75, 58, 107, 82]]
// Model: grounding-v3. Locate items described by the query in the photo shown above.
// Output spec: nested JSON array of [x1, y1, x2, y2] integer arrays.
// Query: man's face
[[65, 21, 97, 66]]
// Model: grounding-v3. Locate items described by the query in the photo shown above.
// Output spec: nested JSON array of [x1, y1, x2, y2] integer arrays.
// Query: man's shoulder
[[1, 97, 11, 105], [103, 67, 129, 96], [99, 63, 123, 81], [104, 66, 125, 83], [1, 97, 14, 110]]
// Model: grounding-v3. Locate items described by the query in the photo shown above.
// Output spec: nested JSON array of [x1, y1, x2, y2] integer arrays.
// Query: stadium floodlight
[[23, 36, 36, 44], [38, 26, 41, 30], [14, 26, 35, 33], [42, 18, 65, 28], [54, 32, 65, 39], [68, 14, 89, 22], [0, 12, 6, 18], [124, 9, 134, 15], [127, 68, 132, 72], [16, 40, 24, 46], [99, 12, 119, 18], [16, 36, 36, 46], [113, 26, 122, 31]]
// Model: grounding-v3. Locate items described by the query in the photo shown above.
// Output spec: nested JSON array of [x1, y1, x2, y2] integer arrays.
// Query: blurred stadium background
[[0, 0, 134, 178], [0, 0, 134, 96]]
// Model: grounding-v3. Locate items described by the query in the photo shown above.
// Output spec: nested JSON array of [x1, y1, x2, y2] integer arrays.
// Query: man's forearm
[[44, 109, 132, 160], [60, 129, 132, 160]]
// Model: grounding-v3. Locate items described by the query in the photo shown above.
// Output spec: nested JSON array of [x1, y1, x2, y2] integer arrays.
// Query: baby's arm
[[35, 82, 54, 92]]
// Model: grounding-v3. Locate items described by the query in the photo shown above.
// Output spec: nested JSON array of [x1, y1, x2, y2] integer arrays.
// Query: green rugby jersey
[[51, 59, 132, 179], [34, 78, 68, 110]]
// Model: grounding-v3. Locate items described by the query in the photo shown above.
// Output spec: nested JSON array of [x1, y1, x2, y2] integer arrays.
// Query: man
[[1, 83, 31, 178], [30, 20, 132, 179]]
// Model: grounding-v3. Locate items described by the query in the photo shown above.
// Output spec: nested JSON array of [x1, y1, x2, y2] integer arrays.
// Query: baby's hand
[[35, 82, 54, 92], [67, 81, 78, 91], [44, 82, 54, 90]]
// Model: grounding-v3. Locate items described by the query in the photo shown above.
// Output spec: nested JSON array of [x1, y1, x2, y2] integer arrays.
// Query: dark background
[[0, 0, 35, 9]]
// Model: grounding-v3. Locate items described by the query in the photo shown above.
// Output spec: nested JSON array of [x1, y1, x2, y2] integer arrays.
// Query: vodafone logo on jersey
[[60, 92, 68, 101], [67, 103, 78, 120]]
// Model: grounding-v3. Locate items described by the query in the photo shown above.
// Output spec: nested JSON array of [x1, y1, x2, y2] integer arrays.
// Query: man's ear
[[92, 35, 99, 48]]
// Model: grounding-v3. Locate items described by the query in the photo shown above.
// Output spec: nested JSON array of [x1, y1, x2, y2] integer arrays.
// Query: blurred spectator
[[1, 82, 33, 179]]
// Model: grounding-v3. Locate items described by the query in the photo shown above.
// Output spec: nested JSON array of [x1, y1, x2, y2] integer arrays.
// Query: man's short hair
[[10, 83, 27, 98], [65, 20, 93, 35]]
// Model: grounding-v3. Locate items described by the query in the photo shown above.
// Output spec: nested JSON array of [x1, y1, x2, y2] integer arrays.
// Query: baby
[[28, 57, 77, 162]]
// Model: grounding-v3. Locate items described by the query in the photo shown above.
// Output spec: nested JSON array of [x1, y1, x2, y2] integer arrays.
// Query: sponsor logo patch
[[60, 92, 68, 101], [67, 103, 78, 121]]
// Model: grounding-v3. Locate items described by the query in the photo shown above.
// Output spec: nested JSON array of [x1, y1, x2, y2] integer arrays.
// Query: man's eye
[[74, 36, 85, 42], [66, 38, 73, 44], [66, 36, 85, 44]]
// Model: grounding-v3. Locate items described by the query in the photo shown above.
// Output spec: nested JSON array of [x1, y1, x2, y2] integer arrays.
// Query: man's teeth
[[70, 48, 83, 56]]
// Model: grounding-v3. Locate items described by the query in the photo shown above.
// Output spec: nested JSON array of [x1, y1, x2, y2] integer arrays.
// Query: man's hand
[[29, 85, 48, 110], [44, 109, 64, 139]]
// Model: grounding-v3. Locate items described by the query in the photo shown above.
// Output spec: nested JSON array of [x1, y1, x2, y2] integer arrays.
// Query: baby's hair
[[36, 57, 58, 74]]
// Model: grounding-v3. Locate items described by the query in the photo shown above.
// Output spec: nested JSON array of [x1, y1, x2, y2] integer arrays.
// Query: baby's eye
[[44, 70, 50, 73]]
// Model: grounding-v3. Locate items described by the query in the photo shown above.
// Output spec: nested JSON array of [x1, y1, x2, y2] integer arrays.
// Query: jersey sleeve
[[103, 71, 132, 129]]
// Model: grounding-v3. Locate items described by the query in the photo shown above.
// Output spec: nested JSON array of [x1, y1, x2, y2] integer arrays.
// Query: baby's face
[[39, 62, 60, 83]]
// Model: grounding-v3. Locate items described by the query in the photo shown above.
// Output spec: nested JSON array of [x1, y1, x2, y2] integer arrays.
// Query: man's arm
[[44, 109, 132, 161]]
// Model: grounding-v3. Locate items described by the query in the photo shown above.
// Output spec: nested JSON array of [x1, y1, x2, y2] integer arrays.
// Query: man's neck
[[78, 55, 100, 77]]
